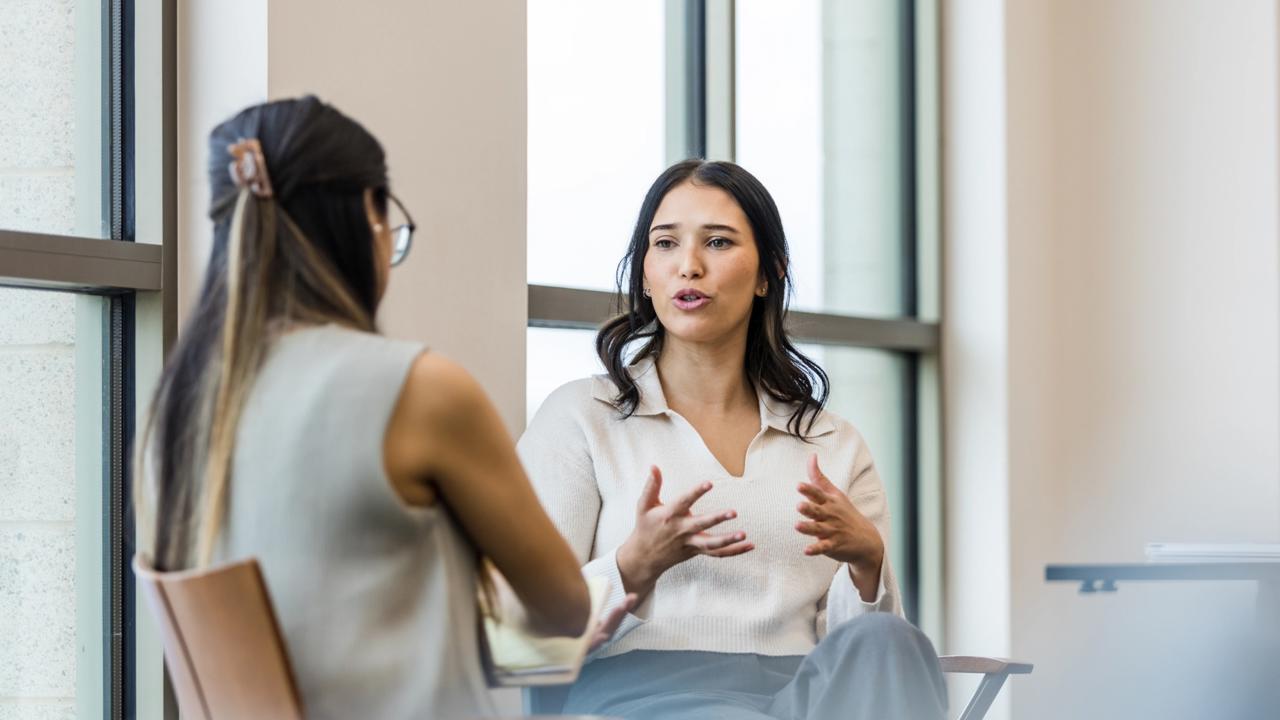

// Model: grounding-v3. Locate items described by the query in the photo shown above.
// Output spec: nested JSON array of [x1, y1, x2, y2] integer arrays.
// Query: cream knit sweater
[[517, 356, 901, 660]]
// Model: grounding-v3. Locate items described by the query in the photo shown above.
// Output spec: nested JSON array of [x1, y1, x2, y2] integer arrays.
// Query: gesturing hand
[[795, 454, 884, 600], [587, 592, 638, 654], [616, 466, 754, 603]]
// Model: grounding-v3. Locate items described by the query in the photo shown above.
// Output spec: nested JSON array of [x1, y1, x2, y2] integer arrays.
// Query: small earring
[[756, 287, 768, 297], [643, 287, 652, 298]]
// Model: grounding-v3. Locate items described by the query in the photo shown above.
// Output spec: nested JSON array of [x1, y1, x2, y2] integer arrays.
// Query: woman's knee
[[826, 613, 932, 657]]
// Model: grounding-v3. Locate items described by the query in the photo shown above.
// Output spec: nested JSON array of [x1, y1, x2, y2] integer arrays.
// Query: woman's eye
[[653, 238, 676, 249], [708, 236, 730, 249]]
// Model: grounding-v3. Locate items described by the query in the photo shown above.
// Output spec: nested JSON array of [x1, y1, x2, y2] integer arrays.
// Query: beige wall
[[945, 1, 1280, 718], [268, 0, 528, 433]]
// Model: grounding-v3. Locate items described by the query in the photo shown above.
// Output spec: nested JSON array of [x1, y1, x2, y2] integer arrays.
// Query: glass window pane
[[803, 344, 912, 604], [737, 1, 911, 318], [526, 327, 603, 425], [1, 0, 108, 238], [0, 287, 107, 717], [527, 0, 666, 292]]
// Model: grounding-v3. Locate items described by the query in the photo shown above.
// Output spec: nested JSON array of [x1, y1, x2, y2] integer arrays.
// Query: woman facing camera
[[519, 160, 946, 720], [135, 97, 599, 719]]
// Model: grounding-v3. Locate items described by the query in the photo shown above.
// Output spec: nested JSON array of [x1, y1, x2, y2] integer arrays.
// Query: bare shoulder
[[383, 351, 517, 502], [400, 351, 490, 429]]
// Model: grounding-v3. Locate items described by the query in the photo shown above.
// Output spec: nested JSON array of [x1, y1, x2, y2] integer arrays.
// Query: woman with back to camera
[[135, 96, 625, 719], [519, 159, 947, 719]]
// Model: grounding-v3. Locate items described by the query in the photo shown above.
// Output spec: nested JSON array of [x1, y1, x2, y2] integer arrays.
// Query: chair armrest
[[942, 656, 1034, 720], [939, 655, 1034, 675]]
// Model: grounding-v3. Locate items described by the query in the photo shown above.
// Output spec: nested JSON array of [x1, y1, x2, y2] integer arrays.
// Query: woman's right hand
[[615, 466, 754, 602]]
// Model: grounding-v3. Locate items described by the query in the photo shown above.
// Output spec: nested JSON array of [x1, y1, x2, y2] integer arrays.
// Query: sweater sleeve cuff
[[826, 558, 890, 626], [582, 547, 646, 657]]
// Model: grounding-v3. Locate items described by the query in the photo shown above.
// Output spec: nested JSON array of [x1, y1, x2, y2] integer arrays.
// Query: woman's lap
[[563, 614, 946, 720], [563, 649, 802, 720]]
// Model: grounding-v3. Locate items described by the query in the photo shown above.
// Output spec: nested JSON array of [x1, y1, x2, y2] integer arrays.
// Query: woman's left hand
[[795, 454, 884, 600]]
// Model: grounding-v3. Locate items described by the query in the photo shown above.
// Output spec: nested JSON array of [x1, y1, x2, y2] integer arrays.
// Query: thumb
[[638, 465, 663, 511], [807, 454, 832, 488]]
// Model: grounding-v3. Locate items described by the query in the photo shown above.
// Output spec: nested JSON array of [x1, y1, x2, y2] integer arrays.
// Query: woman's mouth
[[672, 289, 711, 311]]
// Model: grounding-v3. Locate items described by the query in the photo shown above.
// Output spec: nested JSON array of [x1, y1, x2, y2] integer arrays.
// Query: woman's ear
[[362, 188, 384, 232], [756, 260, 785, 297]]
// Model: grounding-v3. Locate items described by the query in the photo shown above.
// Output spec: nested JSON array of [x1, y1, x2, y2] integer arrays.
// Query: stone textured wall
[[1, 0, 83, 717]]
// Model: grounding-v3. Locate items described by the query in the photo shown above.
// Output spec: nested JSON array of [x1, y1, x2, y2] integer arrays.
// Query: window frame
[[526, 0, 942, 638], [0, 0, 177, 716]]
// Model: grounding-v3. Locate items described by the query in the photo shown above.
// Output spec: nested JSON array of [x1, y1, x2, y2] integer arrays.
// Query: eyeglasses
[[386, 191, 416, 266]]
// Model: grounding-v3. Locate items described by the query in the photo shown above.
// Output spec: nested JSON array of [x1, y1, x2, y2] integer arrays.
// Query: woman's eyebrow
[[702, 224, 739, 234], [648, 222, 740, 234]]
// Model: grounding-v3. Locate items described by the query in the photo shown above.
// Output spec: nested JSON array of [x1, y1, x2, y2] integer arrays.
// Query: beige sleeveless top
[[216, 324, 494, 719]]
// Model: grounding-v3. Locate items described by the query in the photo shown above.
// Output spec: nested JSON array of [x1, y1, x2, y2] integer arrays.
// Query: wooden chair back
[[133, 554, 303, 720]]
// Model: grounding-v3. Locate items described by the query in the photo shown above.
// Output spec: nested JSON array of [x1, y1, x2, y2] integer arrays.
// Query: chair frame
[[939, 655, 1035, 720]]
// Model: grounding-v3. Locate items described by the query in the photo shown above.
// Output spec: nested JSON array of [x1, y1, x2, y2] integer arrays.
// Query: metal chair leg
[[956, 672, 1010, 720]]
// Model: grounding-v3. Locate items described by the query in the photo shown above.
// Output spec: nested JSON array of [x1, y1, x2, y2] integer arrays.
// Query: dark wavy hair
[[596, 159, 830, 437]]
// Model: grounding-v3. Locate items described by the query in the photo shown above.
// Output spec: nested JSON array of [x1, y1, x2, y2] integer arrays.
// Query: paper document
[[1145, 543, 1280, 563], [481, 574, 610, 687]]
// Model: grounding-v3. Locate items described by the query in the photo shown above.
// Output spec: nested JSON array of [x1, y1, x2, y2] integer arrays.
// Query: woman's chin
[[660, 318, 739, 347]]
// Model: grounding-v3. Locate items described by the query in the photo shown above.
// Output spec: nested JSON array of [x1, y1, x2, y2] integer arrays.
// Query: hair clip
[[227, 138, 274, 198]]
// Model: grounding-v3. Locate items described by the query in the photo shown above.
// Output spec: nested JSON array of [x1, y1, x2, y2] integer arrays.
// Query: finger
[[795, 520, 833, 538], [670, 480, 715, 515], [808, 454, 839, 492], [796, 501, 825, 520], [638, 466, 663, 511], [703, 539, 755, 558], [687, 530, 748, 552], [804, 539, 833, 556], [797, 482, 829, 504], [595, 606, 626, 637], [683, 509, 737, 535], [599, 594, 635, 634], [588, 594, 636, 652]]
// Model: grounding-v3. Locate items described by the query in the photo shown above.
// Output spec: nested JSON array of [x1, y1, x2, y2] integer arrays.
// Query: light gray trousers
[[563, 613, 948, 720]]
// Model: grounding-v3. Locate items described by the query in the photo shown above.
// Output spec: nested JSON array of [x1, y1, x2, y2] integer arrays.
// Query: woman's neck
[[655, 333, 755, 416]]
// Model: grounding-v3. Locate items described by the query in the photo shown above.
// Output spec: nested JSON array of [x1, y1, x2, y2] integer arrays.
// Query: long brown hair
[[597, 159, 830, 436], [136, 97, 388, 570]]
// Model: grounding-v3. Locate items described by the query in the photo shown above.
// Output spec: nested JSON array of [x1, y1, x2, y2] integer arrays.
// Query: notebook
[[480, 574, 611, 687]]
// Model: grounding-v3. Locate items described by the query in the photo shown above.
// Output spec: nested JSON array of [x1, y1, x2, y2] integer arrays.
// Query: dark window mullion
[[900, 0, 921, 627], [103, 297, 125, 720], [901, 0, 919, 320], [684, 0, 707, 158], [104, 0, 134, 717], [902, 353, 921, 624]]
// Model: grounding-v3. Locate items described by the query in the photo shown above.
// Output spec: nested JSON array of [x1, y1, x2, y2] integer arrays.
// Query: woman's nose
[[678, 247, 704, 279]]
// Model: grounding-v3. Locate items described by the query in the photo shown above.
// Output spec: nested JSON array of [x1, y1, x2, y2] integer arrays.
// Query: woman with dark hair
[[134, 96, 605, 718], [519, 159, 947, 719]]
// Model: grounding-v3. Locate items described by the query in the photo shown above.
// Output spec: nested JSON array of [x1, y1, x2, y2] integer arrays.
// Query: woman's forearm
[[521, 562, 592, 637]]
